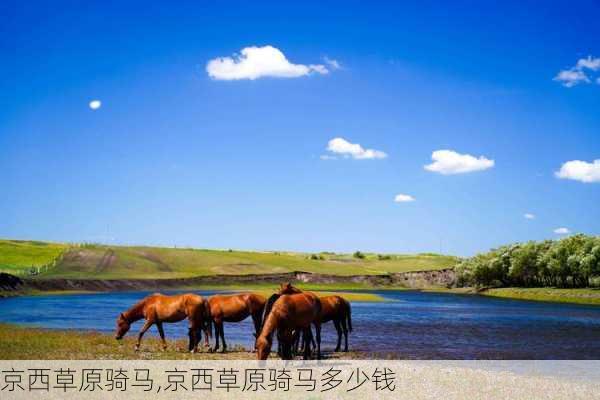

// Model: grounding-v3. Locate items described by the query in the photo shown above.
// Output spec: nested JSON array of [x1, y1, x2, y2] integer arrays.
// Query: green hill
[[0, 239, 457, 279], [0, 240, 68, 275]]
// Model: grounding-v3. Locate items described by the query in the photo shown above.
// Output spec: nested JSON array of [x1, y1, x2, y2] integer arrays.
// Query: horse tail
[[346, 300, 352, 332], [203, 299, 212, 338], [206, 314, 213, 338]]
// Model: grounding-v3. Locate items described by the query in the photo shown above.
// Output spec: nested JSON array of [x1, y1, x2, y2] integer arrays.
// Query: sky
[[1, 0, 599, 256]]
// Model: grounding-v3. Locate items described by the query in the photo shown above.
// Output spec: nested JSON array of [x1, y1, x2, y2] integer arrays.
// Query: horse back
[[276, 293, 320, 328], [318, 295, 348, 323]]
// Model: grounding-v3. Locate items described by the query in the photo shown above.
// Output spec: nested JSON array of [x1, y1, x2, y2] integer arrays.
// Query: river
[[1, 290, 600, 359]]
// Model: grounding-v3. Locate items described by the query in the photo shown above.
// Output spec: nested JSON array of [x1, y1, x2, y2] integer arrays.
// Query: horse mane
[[260, 293, 280, 332], [258, 303, 280, 341], [123, 298, 148, 322]]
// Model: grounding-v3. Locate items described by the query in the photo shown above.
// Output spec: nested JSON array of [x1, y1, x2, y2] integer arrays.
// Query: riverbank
[[3, 270, 600, 306], [426, 287, 600, 306], [0, 270, 451, 299], [0, 323, 361, 360], [480, 287, 600, 305]]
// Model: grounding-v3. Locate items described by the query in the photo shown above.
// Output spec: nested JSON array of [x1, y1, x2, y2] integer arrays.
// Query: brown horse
[[256, 292, 322, 360], [279, 283, 353, 352], [207, 293, 266, 353], [115, 293, 211, 352]]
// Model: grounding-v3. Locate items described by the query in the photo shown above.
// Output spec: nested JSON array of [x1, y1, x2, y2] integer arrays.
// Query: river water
[[1, 290, 600, 359]]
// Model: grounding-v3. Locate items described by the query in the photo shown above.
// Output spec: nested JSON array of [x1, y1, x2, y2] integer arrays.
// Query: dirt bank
[[0, 269, 456, 295]]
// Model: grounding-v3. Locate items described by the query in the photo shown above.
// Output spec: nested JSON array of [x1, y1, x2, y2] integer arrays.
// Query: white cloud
[[524, 213, 535, 220], [554, 227, 571, 235], [555, 159, 600, 183], [319, 155, 337, 160], [554, 55, 600, 87], [324, 57, 341, 70], [554, 68, 590, 87], [576, 56, 600, 71], [206, 45, 329, 80], [424, 150, 494, 175], [89, 100, 101, 110], [324, 137, 387, 160], [394, 194, 415, 203]]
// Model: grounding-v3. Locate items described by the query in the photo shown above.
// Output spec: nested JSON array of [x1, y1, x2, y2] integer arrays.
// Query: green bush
[[455, 235, 600, 288], [353, 251, 365, 259]]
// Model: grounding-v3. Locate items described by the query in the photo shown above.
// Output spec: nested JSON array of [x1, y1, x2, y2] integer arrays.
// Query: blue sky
[[1, 1, 599, 255]]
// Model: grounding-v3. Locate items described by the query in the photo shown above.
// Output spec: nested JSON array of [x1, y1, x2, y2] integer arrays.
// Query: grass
[[0, 239, 67, 274], [479, 287, 600, 306], [0, 239, 456, 280], [0, 324, 360, 360]]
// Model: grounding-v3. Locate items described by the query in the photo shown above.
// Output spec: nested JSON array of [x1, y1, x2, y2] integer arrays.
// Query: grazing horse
[[256, 292, 322, 360], [114, 293, 211, 352], [207, 293, 266, 353], [279, 283, 353, 352]]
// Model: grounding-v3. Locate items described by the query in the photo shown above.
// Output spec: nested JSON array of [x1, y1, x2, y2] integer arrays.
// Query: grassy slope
[[0, 240, 456, 279], [0, 239, 67, 274]]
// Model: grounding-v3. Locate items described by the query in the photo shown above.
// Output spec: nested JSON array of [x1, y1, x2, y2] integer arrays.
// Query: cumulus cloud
[[394, 194, 415, 203], [206, 45, 330, 80], [555, 159, 600, 183], [554, 55, 600, 87], [524, 213, 535, 220], [324, 137, 387, 160], [424, 150, 494, 175], [89, 100, 101, 110], [554, 227, 571, 235]]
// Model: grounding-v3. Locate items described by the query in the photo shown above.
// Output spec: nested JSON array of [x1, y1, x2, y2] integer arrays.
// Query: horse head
[[279, 282, 302, 294], [114, 312, 131, 340]]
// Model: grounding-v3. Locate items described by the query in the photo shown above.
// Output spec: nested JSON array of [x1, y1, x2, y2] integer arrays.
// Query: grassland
[[479, 287, 600, 306], [0, 239, 67, 274], [0, 324, 359, 360], [0, 239, 456, 280], [425, 287, 600, 306]]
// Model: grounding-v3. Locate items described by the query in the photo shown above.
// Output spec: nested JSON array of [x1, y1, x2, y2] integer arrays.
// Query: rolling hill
[[0, 239, 457, 279]]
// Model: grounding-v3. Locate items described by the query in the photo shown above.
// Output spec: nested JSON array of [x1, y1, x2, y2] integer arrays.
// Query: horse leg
[[204, 326, 211, 348], [277, 331, 283, 357], [219, 322, 227, 353], [135, 319, 153, 351], [314, 323, 322, 360], [211, 320, 221, 353], [303, 329, 312, 360], [293, 329, 301, 355], [188, 327, 197, 353], [340, 316, 349, 352], [333, 320, 342, 352], [251, 313, 262, 352], [156, 322, 167, 351]]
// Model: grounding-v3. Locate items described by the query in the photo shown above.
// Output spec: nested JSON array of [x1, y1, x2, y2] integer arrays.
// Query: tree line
[[456, 234, 600, 288]]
